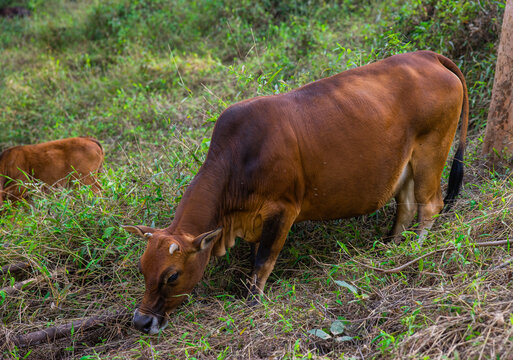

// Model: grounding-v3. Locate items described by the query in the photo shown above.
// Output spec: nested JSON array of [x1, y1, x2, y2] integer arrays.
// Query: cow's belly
[[296, 185, 392, 222], [295, 144, 411, 222]]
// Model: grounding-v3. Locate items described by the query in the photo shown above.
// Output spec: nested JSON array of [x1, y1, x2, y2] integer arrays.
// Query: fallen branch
[[11, 310, 131, 347], [489, 257, 513, 271], [355, 239, 511, 274], [0, 262, 30, 275]]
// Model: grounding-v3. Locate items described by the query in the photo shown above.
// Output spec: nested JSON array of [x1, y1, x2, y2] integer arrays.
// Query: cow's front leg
[[248, 207, 297, 300], [249, 242, 259, 272]]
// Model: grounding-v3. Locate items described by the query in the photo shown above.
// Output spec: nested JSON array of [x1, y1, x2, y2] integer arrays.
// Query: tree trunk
[[482, 0, 513, 164]]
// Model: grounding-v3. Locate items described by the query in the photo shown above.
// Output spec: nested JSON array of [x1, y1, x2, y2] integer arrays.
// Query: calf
[[0, 137, 104, 206], [123, 51, 468, 334]]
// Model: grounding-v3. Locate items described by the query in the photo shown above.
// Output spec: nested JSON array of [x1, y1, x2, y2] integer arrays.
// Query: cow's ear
[[193, 228, 222, 251], [122, 225, 156, 239]]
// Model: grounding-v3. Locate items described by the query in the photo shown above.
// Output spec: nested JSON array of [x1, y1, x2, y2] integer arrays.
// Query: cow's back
[[209, 51, 464, 224]]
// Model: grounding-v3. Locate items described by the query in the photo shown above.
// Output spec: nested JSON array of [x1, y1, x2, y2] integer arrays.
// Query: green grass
[[1, 0, 512, 359]]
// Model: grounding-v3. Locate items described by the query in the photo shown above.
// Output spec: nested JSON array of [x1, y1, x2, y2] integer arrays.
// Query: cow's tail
[[93, 138, 104, 172], [81, 136, 104, 154], [81, 136, 105, 171], [436, 54, 469, 211]]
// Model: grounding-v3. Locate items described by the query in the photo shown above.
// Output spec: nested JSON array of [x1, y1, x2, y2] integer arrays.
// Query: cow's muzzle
[[133, 308, 168, 335]]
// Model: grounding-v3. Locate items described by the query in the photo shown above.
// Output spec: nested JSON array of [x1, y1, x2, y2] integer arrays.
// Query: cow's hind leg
[[416, 188, 444, 244], [78, 172, 102, 194], [411, 148, 447, 245], [249, 204, 297, 300], [389, 164, 417, 242]]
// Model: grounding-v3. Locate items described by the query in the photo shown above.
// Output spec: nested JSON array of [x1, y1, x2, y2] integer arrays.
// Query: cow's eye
[[167, 273, 179, 284]]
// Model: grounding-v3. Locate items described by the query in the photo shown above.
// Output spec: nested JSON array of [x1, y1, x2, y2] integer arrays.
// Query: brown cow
[[0, 137, 104, 207], [124, 51, 468, 334], [0, 7, 32, 18]]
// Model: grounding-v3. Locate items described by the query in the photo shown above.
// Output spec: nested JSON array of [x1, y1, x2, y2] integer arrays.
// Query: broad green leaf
[[334, 280, 357, 294], [307, 329, 331, 340], [330, 320, 345, 335], [335, 336, 354, 342]]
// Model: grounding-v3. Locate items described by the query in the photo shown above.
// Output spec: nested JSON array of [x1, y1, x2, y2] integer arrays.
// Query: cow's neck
[[167, 163, 225, 238]]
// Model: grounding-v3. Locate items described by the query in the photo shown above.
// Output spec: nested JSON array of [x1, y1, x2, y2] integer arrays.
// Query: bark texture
[[10, 310, 130, 347], [482, 0, 513, 163], [0, 262, 30, 275]]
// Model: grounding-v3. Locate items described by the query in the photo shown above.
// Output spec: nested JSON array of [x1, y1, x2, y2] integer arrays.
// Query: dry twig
[[354, 239, 511, 273]]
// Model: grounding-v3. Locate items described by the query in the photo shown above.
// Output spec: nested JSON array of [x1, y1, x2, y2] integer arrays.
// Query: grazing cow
[[124, 51, 468, 334], [0, 137, 104, 207]]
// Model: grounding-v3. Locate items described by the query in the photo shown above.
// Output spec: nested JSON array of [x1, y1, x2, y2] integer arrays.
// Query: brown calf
[[0, 137, 104, 207], [124, 51, 468, 334]]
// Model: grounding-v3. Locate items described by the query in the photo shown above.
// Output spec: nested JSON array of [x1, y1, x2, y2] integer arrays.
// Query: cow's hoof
[[247, 297, 261, 307], [246, 286, 262, 306]]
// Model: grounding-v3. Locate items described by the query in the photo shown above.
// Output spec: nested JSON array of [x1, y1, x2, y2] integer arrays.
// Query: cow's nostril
[[133, 311, 154, 334]]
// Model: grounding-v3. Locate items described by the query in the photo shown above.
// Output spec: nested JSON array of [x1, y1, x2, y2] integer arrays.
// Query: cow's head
[[123, 225, 222, 334]]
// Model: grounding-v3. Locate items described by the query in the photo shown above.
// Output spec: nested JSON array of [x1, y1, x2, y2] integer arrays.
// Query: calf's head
[[123, 225, 222, 334]]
